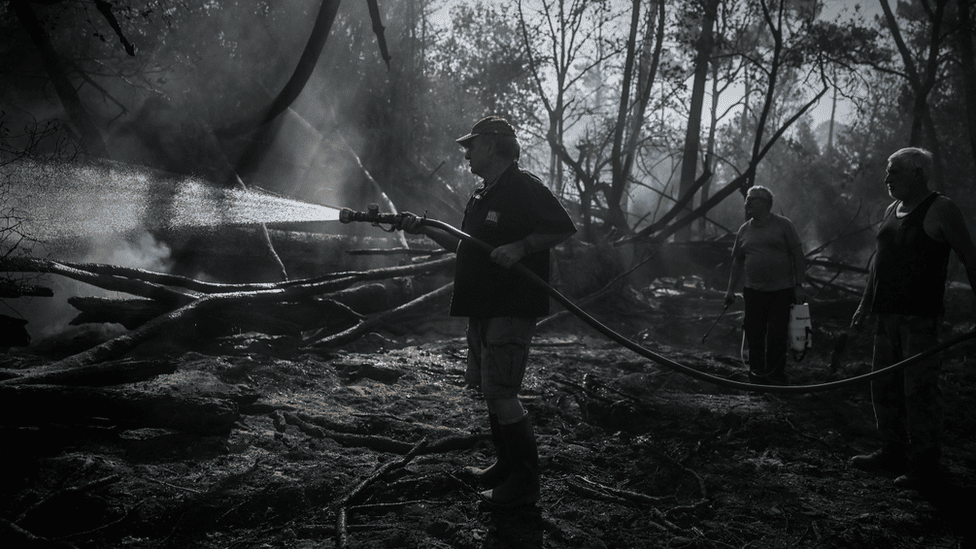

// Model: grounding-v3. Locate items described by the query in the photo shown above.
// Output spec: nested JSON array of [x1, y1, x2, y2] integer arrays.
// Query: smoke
[[1, 156, 180, 341], [88, 231, 173, 272], [10, 230, 173, 343], [3, 152, 347, 345]]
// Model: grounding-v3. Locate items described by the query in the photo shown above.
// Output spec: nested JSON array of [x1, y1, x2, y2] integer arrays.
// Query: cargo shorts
[[465, 317, 537, 399]]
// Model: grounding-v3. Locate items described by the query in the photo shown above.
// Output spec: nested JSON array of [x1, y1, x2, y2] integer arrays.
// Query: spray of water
[[168, 180, 341, 228], [5, 158, 341, 241], [2, 158, 345, 340]]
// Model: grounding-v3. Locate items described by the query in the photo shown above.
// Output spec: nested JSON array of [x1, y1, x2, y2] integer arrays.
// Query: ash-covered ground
[[2, 287, 975, 549]]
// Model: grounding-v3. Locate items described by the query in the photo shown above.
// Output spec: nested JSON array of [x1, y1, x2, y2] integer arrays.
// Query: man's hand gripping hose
[[340, 206, 976, 394]]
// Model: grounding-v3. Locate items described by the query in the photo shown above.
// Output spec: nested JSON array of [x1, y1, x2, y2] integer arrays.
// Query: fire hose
[[340, 206, 976, 394]]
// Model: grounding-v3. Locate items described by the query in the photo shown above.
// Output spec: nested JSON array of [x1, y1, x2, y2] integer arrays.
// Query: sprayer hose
[[421, 218, 976, 395]]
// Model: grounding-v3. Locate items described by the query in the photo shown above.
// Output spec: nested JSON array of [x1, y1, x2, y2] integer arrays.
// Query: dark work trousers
[[871, 314, 943, 464], [743, 287, 795, 381]]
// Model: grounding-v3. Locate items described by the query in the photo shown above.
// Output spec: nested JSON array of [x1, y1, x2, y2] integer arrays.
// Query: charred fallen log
[[0, 279, 53, 298], [1, 256, 454, 300], [0, 357, 176, 386], [307, 282, 453, 348], [68, 296, 171, 330], [1, 255, 456, 367], [68, 295, 364, 336], [0, 384, 240, 435], [1, 257, 196, 305], [64, 278, 401, 334]]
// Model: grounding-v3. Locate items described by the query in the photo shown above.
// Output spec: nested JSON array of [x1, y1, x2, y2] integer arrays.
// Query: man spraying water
[[398, 116, 576, 508]]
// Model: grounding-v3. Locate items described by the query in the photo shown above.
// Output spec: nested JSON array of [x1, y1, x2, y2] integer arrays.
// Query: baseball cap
[[456, 116, 517, 146]]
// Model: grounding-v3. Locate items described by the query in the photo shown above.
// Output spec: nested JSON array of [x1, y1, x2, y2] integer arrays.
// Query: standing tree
[[958, 0, 976, 164], [877, 0, 952, 189], [675, 0, 720, 242], [518, 0, 666, 240], [622, 0, 833, 244]]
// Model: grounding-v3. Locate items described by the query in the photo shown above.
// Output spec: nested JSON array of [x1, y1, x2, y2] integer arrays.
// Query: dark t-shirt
[[450, 164, 576, 318], [871, 192, 951, 317]]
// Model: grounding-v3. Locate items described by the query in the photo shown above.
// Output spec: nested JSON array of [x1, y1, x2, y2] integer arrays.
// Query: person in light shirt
[[724, 185, 806, 385]]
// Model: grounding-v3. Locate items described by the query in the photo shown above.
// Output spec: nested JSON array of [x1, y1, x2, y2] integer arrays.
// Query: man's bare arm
[[933, 199, 976, 296], [724, 256, 744, 306], [724, 229, 746, 306]]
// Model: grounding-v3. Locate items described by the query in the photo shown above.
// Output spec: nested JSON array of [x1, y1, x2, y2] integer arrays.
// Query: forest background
[[6, 4, 976, 548], [3, 0, 976, 323]]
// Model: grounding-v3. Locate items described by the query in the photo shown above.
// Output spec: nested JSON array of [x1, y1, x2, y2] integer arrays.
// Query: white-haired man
[[850, 147, 976, 489]]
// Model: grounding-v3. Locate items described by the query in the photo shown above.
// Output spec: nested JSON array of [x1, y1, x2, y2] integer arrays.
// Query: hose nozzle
[[339, 204, 406, 231]]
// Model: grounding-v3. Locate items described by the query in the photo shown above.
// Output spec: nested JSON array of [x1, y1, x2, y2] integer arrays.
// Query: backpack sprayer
[[338, 204, 976, 394], [789, 302, 813, 361]]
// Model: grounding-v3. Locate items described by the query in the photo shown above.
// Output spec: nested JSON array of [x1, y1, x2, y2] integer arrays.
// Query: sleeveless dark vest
[[871, 193, 951, 317]]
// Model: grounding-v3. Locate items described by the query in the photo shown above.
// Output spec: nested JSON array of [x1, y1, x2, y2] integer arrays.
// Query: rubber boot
[[461, 414, 510, 488], [479, 414, 540, 508]]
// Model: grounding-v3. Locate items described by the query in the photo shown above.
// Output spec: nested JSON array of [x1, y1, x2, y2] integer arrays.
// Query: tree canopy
[[2, 0, 975, 265]]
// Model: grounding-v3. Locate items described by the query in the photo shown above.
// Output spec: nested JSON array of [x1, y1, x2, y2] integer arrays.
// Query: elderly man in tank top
[[850, 147, 976, 489], [724, 186, 807, 385]]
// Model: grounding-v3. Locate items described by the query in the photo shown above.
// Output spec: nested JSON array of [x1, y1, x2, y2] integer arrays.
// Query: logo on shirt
[[485, 210, 500, 227]]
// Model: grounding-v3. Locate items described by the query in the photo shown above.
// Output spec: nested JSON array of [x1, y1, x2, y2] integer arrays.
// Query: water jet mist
[[3, 158, 341, 243]]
